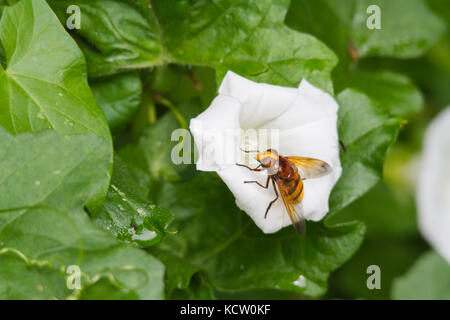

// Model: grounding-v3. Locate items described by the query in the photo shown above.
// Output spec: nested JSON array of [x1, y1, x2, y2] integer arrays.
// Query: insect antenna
[[239, 146, 260, 153]]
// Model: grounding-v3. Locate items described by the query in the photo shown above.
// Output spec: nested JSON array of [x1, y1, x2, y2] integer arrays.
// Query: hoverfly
[[237, 149, 332, 236]]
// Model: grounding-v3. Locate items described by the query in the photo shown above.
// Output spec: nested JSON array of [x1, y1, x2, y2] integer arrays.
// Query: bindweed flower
[[189, 71, 342, 233], [417, 107, 450, 263]]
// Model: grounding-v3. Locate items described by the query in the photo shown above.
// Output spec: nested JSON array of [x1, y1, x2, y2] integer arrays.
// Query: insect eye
[[261, 158, 273, 167]]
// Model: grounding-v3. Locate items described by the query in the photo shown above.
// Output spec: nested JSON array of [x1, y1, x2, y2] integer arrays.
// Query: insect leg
[[236, 163, 263, 171], [244, 175, 270, 189], [264, 178, 279, 219]]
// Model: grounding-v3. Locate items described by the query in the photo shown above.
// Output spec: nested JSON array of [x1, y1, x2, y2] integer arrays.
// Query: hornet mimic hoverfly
[[237, 148, 332, 236]]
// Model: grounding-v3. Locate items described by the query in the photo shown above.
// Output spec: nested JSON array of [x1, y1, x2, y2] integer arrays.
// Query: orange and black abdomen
[[275, 157, 304, 204]]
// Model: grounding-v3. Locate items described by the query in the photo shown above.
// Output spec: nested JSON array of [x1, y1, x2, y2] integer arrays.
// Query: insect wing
[[286, 157, 332, 179], [279, 186, 306, 236]]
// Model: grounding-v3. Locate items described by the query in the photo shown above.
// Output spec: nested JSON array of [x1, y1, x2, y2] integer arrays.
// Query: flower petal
[[189, 95, 241, 171], [219, 71, 299, 129], [300, 167, 342, 221], [417, 107, 450, 263], [263, 79, 339, 130], [278, 116, 340, 164], [217, 165, 289, 233]]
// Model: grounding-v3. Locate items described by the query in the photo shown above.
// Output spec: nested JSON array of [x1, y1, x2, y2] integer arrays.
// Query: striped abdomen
[[278, 172, 304, 204], [274, 156, 304, 204]]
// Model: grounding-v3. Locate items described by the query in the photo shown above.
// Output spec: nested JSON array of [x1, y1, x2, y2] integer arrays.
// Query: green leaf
[[350, 0, 446, 59], [0, 253, 68, 299], [152, 249, 212, 299], [0, 0, 3, 64], [49, 0, 337, 91], [49, 0, 165, 77], [328, 89, 402, 216], [0, 128, 110, 212], [155, 0, 336, 91], [0, 0, 18, 16], [337, 71, 424, 116], [287, 0, 446, 61], [0, 40, 4, 69], [426, 0, 450, 23], [91, 72, 142, 132], [0, 129, 164, 299], [78, 278, 140, 300], [0, 0, 110, 140], [152, 172, 365, 297], [0, 207, 165, 300], [94, 154, 173, 248], [120, 102, 201, 184], [285, 0, 354, 74], [0, 0, 112, 210], [144, 65, 217, 108], [170, 273, 216, 300], [285, 0, 434, 117], [0, 0, 7, 70], [392, 251, 450, 299]]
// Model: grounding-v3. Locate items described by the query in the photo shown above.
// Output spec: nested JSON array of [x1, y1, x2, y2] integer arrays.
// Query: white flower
[[417, 107, 450, 263], [189, 71, 342, 233]]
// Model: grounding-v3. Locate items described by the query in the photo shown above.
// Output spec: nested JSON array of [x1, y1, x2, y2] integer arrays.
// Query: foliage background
[[0, 0, 449, 299]]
